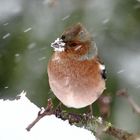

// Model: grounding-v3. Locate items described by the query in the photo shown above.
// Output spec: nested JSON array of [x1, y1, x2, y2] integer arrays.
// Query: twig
[[26, 98, 133, 140], [26, 99, 54, 131], [117, 89, 140, 115], [106, 126, 132, 140]]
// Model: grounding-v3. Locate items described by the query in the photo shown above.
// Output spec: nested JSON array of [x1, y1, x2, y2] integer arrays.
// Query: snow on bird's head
[[51, 38, 65, 52]]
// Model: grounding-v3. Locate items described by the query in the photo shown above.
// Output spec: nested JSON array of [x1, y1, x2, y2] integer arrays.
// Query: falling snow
[[3, 22, 9, 26], [74, 45, 82, 51], [28, 43, 36, 49], [24, 27, 32, 33], [2, 33, 11, 39], [38, 56, 46, 61], [14, 53, 21, 63], [15, 53, 20, 57], [61, 15, 70, 21], [117, 69, 125, 74], [102, 18, 110, 24]]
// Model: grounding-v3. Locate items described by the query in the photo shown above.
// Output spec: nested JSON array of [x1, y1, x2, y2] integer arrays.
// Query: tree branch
[[117, 89, 140, 115], [26, 98, 133, 140]]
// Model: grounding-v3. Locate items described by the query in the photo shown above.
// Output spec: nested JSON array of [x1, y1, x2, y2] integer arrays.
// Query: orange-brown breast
[[48, 52, 105, 108]]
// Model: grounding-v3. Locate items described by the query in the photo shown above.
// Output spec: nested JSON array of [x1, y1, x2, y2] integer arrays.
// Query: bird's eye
[[61, 35, 66, 40], [71, 43, 77, 47]]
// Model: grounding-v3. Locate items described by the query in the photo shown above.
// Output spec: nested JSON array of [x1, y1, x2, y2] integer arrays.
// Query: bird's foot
[[54, 102, 63, 118], [83, 105, 94, 120]]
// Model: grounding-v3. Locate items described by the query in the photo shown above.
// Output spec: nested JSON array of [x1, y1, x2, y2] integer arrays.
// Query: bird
[[48, 23, 106, 109]]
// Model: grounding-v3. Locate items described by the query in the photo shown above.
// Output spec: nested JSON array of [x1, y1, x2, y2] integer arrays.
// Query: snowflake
[[51, 38, 65, 52]]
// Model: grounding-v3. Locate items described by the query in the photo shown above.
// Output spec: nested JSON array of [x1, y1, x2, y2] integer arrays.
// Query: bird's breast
[[48, 55, 105, 108]]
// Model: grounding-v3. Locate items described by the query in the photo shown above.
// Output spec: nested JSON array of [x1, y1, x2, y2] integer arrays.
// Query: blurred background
[[0, 0, 140, 139]]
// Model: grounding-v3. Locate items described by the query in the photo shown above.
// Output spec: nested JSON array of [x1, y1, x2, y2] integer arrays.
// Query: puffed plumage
[[48, 23, 106, 108]]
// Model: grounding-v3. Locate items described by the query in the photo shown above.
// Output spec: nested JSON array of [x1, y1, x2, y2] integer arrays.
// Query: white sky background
[[0, 91, 95, 140]]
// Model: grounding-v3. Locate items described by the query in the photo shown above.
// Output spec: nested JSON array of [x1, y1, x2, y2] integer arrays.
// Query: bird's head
[[51, 23, 97, 59], [61, 23, 91, 43]]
